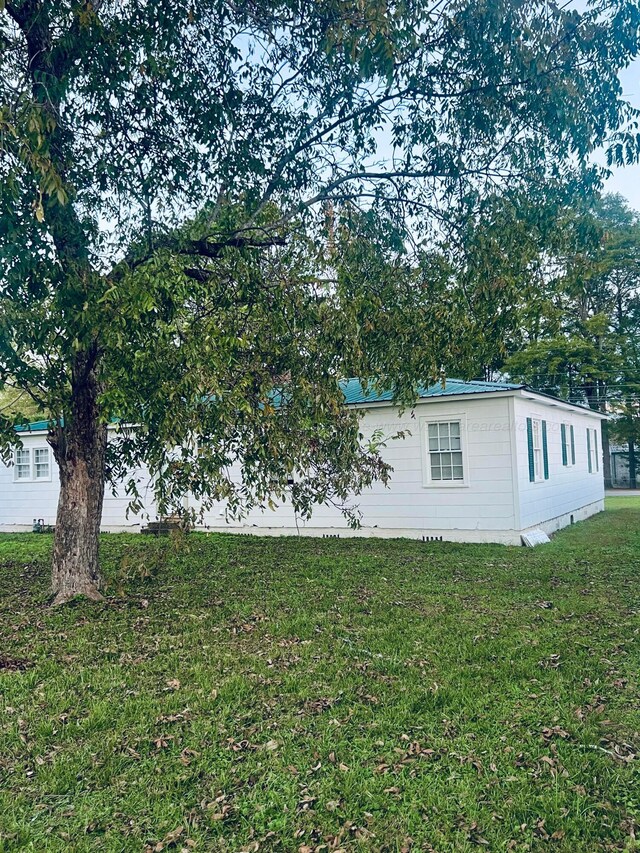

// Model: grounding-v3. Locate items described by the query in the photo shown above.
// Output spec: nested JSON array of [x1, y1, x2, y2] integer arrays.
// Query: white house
[[0, 379, 606, 545]]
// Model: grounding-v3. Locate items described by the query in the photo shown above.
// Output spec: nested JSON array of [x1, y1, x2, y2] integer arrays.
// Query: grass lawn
[[1, 502, 639, 852]]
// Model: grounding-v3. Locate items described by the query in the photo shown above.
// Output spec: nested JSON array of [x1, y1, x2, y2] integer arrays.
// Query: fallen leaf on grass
[[299, 696, 340, 716], [208, 806, 232, 822], [226, 738, 258, 753], [297, 793, 317, 812], [597, 738, 637, 763], [157, 709, 191, 725], [533, 818, 553, 840], [179, 748, 199, 766], [457, 818, 489, 847], [145, 825, 184, 852], [152, 735, 175, 750], [540, 726, 570, 742]]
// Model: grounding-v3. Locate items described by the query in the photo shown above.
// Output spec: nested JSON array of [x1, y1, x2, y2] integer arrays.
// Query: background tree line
[[455, 193, 640, 488]]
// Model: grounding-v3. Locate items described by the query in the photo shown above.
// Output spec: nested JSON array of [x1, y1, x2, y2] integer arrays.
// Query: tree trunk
[[601, 420, 612, 490], [50, 354, 107, 605], [7, 0, 108, 603], [630, 439, 637, 490]]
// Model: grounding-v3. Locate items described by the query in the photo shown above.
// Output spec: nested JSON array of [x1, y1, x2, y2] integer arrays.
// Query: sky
[[599, 60, 640, 210]]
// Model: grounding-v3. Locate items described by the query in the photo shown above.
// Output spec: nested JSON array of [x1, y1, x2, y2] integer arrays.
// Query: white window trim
[[33, 447, 51, 481], [531, 418, 544, 483], [14, 447, 32, 482], [420, 413, 469, 488], [562, 422, 574, 467], [13, 445, 52, 483], [588, 427, 600, 474]]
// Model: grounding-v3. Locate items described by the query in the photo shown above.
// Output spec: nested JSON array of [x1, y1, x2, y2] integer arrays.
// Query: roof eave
[[516, 388, 608, 418], [344, 387, 522, 408]]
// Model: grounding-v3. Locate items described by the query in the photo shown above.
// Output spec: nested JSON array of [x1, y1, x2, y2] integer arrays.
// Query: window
[[561, 423, 575, 466], [587, 427, 599, 474], [13, 446, 51, 482], [34, 447, 50, 479], [14, 448, 31, 481], [427, 421, 464, 482], [526, 418, 549, 482], [532, 419, 543, 481], [196, 436, 215, 457]]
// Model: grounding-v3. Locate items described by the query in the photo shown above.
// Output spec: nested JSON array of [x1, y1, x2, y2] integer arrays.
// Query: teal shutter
[[526, 418, 535, 482], [561, 423, 567, 466], [542, 420, 549, 479], [594, 429, 599, 472], [587, 428, 592, 473], [570, 425, 575, 465]]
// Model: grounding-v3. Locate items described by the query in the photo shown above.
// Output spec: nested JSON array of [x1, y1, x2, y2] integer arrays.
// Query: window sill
[[422, 482, 470, 489]]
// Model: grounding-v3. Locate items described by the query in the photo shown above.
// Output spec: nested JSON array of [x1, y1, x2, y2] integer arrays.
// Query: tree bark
[[6, 3, 109, 604], [50, 353, 107, 605], [630, 439, 637, 490]]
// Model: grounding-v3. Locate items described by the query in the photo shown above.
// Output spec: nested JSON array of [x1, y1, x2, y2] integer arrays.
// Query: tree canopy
[[501, 196, 639, 400], [1, 0, 639, 600], [470, 193, 640, 486]]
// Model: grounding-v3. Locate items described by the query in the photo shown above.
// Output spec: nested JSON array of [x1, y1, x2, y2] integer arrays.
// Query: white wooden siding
[[0, 392, 605, 542], [0, 432, 154, 531], [195, 395, 518, 533], [512, 395, 604, 530], [0, 437, 60, 528]]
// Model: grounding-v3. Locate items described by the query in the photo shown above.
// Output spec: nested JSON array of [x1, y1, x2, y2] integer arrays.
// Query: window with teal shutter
[[587, 428, 592, 473], [527, 418, 546, 482], [561, 423, 574, 466], [526, 417, 535, 482]]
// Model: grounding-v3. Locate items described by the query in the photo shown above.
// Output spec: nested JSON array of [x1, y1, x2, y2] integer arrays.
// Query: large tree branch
[[182, 235, 287, 259], [4, 0, 39, 28], [250, 45, 598, 228], [110, 233, 288, 282]]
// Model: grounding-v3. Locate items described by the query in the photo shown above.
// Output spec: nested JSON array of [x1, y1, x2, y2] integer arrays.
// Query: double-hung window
[[526, 418, 549, 482], [33, 448, 50, 479], [426, 420, 464, 483], [14, 448, 32, 481], [587, 427, 599, 473], [561, 423, 575, 466], [13, 446, 51, 482]]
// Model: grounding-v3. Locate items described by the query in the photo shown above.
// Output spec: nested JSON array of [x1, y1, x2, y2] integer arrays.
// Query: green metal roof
[[14, 419, 55, 433], [12, 380, 525, 432], [340, 378, 524, 405]]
